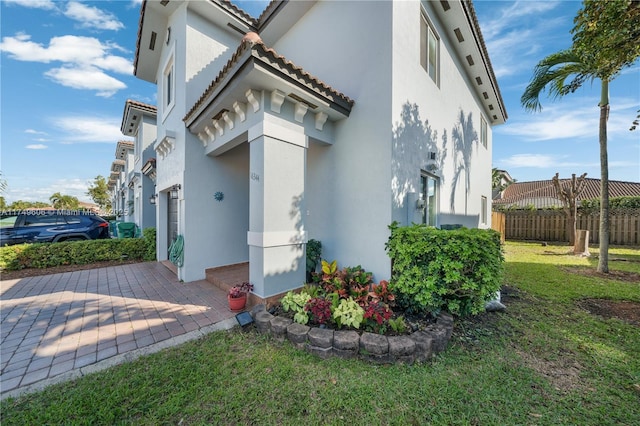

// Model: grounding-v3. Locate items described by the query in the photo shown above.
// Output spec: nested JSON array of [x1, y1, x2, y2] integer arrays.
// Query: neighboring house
[[107, 140, 135, 220], [120, 99, 158, 231], [133, 0, 507, 301], [492, 169, 514, 200], [493, 178, 640, 210]]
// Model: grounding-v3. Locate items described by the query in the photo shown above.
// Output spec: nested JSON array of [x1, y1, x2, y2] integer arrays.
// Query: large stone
[[333, 347, 358, 359], [359, 332, 388, 356], [270, 316, 292, 341], [425, 324, 448, 354], [254, 311, 274, 333], [333, 330, 360, 351], [306, 344, 333, 359], [308, 327, 334, 348], [287, 323, 310, 349], [388, 335, 416, 357], [410, 330, 433, 362]]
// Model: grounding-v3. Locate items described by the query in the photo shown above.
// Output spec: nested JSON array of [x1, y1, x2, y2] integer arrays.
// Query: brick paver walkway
[[1, 262, 236, 400]]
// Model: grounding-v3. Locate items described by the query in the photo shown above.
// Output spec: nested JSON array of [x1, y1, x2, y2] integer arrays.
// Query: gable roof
[[134, 1, 506, 125], [494, 178, 640, 209], [184, 32, 354, 127]]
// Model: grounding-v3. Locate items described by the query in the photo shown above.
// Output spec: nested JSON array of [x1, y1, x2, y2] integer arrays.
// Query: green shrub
[[142, 227, 157, 261], [580, 196, 640, 213], [0, 230, 157, 271], [385, 222, 503, 317]]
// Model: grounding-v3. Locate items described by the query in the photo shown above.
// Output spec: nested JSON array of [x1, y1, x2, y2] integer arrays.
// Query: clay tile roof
[[495, 178, 640, 208], [126, 99, 157, 114], [217, 0, 259, 26], [184, 36, 354, 123]]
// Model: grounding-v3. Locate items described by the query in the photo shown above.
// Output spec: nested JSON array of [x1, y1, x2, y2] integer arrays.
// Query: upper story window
[[420, 13, 439, 85], [162, 49, 175, 120], [481, 116, 488, 148]]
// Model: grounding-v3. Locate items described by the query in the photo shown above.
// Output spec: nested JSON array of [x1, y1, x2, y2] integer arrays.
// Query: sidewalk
[[1, 262, 237, 400]]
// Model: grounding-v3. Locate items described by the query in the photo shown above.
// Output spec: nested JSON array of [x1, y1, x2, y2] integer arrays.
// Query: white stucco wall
[[146, 0, 497, 284], [271, 0, 394, 283]]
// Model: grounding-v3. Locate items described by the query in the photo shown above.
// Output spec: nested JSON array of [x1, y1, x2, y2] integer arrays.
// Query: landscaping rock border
[[249, 305, 454, 364]]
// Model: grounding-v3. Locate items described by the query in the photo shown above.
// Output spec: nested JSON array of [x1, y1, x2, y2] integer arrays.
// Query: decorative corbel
[[315, 112, 328, 131], [294, 102, 308, 123], [270, 89, 285, 113]]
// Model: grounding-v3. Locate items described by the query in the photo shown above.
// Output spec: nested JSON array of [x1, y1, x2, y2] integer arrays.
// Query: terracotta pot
[[228, 293, 247, 311]]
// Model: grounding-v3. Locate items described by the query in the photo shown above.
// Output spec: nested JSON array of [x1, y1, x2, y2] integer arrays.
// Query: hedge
[[385, 223, 503, 317], [0, 228, 156, 271]]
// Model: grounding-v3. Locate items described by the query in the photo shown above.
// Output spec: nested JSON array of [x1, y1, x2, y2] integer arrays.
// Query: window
[[420, 14, 439, 84], [24, 214, 61, 227], [481, 117, 487, 148], [481, 196, 487, 225], [162, 52, 175, 119], [421, 172, 439, 226]]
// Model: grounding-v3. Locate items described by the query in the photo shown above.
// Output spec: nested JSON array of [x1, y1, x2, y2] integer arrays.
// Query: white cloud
[[499, 97, 638, 142], [25, 129, 48, 135], [25, 144, 48, 150], [45, 66, 126, 97], [0, 33, 131, 96], [4, 178, 93, 204], [500, 153, 557, 168], [64, 1, 124, 31], [3, 0, 56, 10], [479, 1, 570, 79], [52, 116, 128, 143]]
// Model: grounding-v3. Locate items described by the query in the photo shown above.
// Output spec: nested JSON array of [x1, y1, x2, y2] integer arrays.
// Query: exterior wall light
[[149, 194, 157, 205], [170, 184, 181, 200]]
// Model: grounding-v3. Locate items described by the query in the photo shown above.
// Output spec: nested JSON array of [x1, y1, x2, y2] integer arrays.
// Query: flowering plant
[[228, 282, 253, 298]]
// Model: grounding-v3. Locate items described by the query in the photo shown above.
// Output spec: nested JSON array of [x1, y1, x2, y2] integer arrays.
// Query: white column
[[248, 117, 307, 298]]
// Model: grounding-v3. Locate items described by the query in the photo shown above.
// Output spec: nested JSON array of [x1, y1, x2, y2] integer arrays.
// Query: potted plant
[[228, 281, 254, 311]]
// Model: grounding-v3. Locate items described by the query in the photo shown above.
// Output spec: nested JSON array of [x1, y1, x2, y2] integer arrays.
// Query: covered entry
[[184, 33, 353, 299]]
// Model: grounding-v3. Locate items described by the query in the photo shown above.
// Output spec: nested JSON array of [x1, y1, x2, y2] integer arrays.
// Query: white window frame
[[420, 12, 440, 86], [162, 45, 175, 122], [481, 116, 488, 149], [481, 196, 487, 225], [420, 171, 439, 227]]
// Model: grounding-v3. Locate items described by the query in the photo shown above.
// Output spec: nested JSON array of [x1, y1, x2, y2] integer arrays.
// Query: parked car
[[0, 210, 110, 246]]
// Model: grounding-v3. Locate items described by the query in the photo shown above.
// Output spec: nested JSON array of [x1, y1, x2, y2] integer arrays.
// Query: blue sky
[[1, 0, 638, 204]]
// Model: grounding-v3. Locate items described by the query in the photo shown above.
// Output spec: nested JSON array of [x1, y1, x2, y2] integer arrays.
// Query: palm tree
[[521, 47, 616, 272], [521, 0, 640, 273]]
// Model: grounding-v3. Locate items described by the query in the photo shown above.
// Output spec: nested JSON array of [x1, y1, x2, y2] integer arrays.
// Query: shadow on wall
[[391, 102, 448, 211], [450, 110, 478, 215]]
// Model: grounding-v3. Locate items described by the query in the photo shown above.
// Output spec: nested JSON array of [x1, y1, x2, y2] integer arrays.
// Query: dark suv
[[0, 210, 110, 246]]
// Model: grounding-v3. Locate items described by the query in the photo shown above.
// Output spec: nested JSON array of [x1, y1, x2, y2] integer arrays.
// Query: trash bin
[[440, 224, 463, 230], [116, 222, 137, 238]]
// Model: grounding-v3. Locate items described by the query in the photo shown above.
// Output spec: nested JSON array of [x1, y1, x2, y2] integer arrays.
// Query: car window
[[64, 215, 82, 224], [0, 215, 19, 228], [23, 214, 62, 226]]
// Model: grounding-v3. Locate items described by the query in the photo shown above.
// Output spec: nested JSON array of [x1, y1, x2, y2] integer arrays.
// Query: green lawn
[[2, 241, 639, 425]]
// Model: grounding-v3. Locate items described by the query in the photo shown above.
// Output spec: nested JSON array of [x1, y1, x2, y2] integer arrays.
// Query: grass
[[2, 241, 639, 425]]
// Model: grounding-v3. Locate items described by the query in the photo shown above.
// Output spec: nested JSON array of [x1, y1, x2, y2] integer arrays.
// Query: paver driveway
[[1, 262, 236, 400]]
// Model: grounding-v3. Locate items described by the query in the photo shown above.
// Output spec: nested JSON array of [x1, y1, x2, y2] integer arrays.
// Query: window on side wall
[[481, 196, 487, 225], [420, 13, 439, 85], [421, 172, 439, 227], [163, 54, 175, 119], [481, 116, 488, 148]]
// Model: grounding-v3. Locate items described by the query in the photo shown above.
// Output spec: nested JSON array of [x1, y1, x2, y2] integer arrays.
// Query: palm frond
[[520, 49, 592, 112]]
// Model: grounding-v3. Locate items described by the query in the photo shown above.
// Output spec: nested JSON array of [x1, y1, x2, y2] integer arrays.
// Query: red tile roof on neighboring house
[[494, 178, 640, 209]]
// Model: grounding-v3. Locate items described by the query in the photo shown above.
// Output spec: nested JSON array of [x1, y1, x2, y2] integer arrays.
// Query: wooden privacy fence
[[498, 209, 640, 245]]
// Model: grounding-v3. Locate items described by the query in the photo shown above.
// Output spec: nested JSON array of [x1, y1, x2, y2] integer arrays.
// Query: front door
[[167, 194, 178, 251]]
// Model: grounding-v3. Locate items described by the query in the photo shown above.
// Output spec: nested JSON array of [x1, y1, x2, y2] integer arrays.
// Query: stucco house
[[133, 0, 507, 302], [107, 100, 158, 233]]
